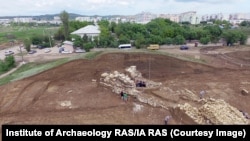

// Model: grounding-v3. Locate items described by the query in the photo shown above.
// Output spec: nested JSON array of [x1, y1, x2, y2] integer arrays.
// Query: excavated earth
[[0, 48, 250, 128]]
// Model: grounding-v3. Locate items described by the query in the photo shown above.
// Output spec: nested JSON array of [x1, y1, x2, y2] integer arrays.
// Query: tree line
[[55, 11, 249, 51]]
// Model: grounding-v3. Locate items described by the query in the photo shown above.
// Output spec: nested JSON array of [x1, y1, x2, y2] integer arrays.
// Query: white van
[[118, 44, 132, 49]]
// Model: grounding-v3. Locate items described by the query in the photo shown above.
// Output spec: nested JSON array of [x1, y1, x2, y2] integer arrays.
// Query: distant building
[[49, 16, 62, 25], [75, 16, 102, 23], [135, 12, 157, 24], [179, 11, 199, 24], [76, 17, 91, 22], [0, 19, 10, 24], [229, 13, 250, 25], [13, 17, 33, 23], [158, 14, 180, 23], [201, 13, 229, 22]]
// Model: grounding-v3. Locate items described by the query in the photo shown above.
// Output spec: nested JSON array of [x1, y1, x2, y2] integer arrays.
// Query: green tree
[[186, 30, 198, 41], [204, 25, 222, 43], [173, 35, 185, 45], [70, 21, 90, 32], [134, 33, 145, 49], [0, 60, 7, 72], [31, 35, 44, 45], [240, 21, 250, 27], [222, 30, 243, 46], [54, 27, 65, 41], [200, 36, 210, 45], [4, 55, 15, 68], [72, 35, 83, 48], [60, 10, 69, 40], [118, 34, 130, 44], [239, 32, 247, 45], [23, 38, 31, 52], [165, 37, 173, 45]]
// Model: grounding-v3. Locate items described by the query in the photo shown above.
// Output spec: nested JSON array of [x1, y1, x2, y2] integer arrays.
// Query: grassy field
[[0, 58, 69, 85], [0, 51, 104, 85], [0, 25, 59, 45]]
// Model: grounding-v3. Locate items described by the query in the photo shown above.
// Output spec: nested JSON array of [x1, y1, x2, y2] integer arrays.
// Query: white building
[[135, 12, 157, 24], [13, 17, 33, 23], [49, 16, 62, 25], [229, 13, 250, 25], [76, 17, 91, 22], [179, 11, 199, 24], [201, 13, 229, 22], [158, 14, 180, 23], [71, 25, 101, 41], [75, 16, 102, 23], [0, 19, 10, 24]]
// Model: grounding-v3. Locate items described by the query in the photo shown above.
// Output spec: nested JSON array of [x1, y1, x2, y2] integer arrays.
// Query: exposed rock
[[241, 89, 249, 96], [171, 98, 249, 125], [100, 66, 161, 96]]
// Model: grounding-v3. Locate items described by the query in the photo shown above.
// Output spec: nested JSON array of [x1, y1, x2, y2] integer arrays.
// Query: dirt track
[[0, 47, 250, 127]]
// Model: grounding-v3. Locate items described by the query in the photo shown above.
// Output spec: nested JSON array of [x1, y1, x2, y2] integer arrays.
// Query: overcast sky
[[0, 0, 249, 16]]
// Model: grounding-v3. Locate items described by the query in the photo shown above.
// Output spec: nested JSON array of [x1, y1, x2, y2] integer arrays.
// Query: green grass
[[0, 58, 69, 85], [0, 51, 103, 85], [84, 51, 103, 59], [0, 25, 59, 44]]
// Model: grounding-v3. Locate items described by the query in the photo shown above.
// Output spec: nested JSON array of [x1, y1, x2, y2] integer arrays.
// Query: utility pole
[[44, 29, 52, 47], [19, 44, 24, 64], [148, 55, 151, 80]]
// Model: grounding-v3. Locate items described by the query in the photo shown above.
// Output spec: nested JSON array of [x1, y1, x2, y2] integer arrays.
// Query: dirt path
[[0, 62, 24, 79]]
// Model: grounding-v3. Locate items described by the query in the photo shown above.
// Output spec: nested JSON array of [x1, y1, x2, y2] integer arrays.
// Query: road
[[0, 45, 77, 62]]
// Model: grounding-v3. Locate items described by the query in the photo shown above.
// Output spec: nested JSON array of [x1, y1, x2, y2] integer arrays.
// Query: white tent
[[71, 25, 100, 40]]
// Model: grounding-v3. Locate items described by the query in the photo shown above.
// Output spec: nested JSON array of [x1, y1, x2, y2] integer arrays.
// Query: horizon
[[0, 0, 249, 17], [1, 11, 250, 18]]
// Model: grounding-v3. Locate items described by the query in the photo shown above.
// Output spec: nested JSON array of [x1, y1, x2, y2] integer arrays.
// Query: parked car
[[44, 48, 51, 53], [180, 45, 189, 50], [37, 45, 45, 49], [28, 50, 37, 54], [5, 50, 14, 56], [74, 47, 85, 53], [61, 50, 72, 54]]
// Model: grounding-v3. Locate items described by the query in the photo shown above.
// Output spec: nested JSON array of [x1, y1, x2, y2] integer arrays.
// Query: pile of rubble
[[171, 98, 249, 125], [99, 66, 161, 96]]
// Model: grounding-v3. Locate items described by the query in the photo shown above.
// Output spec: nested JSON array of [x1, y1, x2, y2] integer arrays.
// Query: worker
[[200, 90, 206, 99], [120, 91, 124, 100], [123, 92, 128, 101], [164, 115, 172, 125]]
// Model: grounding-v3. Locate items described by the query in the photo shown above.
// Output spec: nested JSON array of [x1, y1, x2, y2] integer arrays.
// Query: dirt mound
[[0, 52, 250, 126]]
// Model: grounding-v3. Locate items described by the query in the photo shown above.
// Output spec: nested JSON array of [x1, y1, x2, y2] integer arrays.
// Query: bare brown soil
[[0, 47, 250, 128]]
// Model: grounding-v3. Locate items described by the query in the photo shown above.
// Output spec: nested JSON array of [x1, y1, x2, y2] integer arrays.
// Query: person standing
[[123, 92, 128, 101], [200, 90, 206, 99], [120, 91, 124, 100], [164, 115, 172, 125]]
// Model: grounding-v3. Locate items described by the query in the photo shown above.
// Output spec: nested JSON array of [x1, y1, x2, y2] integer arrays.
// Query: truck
[[147, 44, 160, 50]]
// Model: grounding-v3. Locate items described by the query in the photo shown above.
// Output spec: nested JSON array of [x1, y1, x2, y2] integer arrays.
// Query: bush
[[0, 60, 8, 72], [4, 55, 16, 68], [173, 35, 185, 45], [0, 56, 15, 73], [165, 37, 173, 45], [83, 42, 95, 52], [200, 37, 210, 45]]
